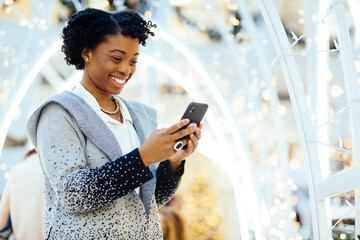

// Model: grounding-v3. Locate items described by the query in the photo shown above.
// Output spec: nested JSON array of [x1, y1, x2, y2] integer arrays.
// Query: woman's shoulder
[[27, 92, 86, 148]]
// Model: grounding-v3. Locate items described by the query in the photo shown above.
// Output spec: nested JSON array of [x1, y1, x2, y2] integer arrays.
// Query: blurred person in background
[[26, 7, 202, 239], [159, 206, 188, 240], [0, 149, 45, 240]]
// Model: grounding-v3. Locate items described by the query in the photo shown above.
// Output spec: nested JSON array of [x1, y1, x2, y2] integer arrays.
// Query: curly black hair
[[61, 8, 156, 70]]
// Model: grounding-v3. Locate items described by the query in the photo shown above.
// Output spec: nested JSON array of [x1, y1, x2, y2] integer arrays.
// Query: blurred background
[[1, 0, 360, 239]]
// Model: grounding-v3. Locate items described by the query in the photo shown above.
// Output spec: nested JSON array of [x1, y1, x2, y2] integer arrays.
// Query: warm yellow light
[[328, 70, 334, 81], [229, 16, 240, 26], [344, 139, 352, 149], [330, 85, 344, 98], [298, 18, 304, 24], [306, 95, 311, 107], [4, 0, 14, 5], [289, 158, 300, 170], [298, 9, 304, 15], [102, 0, 109, 7], [0, 163, 7, 170], [273, 197, 280, 205], [340, 233, 346, 239], [232, 96, 245, 114], [290, 211, 297, 219], [4, 172, 11, 179], [262, 89, 271, 101], [3, 60, 9, 67], [205, 215, 219, 226], [19, 18, 28, 26], [144, 11, 152, 18], [291, 184, 298, 191], [277, 105, 287, 115], [231, 4, 238, 10]]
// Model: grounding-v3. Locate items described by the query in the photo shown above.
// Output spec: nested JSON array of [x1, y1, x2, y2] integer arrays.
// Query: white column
[[331, 0, 360, 236], [258, 0, 329, 238]]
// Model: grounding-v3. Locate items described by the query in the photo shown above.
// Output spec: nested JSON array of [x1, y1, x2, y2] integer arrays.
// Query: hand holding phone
[[177, 102, 208, 141]]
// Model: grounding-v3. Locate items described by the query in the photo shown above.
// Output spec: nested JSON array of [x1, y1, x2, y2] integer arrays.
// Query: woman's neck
[[80, 78, 114, 110]]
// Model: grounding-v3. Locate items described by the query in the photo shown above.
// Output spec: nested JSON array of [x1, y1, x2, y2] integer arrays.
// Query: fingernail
[[188, 122, 197, 128]]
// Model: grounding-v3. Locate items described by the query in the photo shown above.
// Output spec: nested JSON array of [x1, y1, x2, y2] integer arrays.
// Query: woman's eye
[[131, 61, 138, 65], [113, 57, 122, 61]]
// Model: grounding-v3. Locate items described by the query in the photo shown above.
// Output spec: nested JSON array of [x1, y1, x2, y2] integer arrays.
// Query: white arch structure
[[259, 0, 360, 238]]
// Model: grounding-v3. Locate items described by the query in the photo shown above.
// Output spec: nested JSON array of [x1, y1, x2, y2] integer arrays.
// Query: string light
[[4, 0, 14, 5], [0, 163, 6, 170], [144, 11, 152, 18]]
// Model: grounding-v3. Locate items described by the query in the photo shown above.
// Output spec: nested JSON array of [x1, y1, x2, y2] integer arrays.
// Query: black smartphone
[[177, 102, 208, 141]]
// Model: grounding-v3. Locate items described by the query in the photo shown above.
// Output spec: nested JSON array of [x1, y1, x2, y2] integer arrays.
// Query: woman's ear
[[81, 48, 90, 63]]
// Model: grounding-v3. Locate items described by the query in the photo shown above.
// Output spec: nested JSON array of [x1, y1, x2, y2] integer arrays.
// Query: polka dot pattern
[[155, 160, 185, 207], [29, 100, 185, 239]]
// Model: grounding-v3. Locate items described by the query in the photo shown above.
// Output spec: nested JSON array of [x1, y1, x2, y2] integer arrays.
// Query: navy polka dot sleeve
[[155, 160, 185, 207], [65, 148, 154, 212]]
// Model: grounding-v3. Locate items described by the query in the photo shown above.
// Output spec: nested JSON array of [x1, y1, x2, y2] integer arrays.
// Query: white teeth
[[111, 76, 126, 84]]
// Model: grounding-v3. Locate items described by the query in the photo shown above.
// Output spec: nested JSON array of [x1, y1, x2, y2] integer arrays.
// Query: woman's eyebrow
[[109, 49, 139, 56]]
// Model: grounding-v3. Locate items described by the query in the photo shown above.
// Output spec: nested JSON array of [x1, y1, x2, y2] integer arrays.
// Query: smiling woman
[[25, 8, 203, 239]]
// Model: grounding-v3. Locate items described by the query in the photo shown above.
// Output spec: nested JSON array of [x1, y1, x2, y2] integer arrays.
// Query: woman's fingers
[[166, 119, 190, 134], [171, 126, 196, 141], [184, 138, 194, 154], [194, 127, 201, 140]]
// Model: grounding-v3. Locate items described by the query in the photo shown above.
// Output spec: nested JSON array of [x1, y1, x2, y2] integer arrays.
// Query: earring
[[85, 58, 88, 61]]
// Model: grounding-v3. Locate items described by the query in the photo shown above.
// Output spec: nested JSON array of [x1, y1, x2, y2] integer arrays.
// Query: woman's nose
[[118, 63, 131, 76]]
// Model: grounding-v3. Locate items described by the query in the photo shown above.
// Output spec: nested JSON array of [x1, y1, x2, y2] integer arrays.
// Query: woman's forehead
[[95, 33, 140, 54]]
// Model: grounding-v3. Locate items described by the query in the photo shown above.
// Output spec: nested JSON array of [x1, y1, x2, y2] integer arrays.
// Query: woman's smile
[[110, 74, 128, 85]]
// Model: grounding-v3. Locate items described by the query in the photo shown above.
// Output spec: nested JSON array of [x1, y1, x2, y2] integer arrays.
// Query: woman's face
[[83, 33, 140, 95]]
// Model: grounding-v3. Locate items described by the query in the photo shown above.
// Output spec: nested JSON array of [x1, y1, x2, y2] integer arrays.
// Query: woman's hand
[[168, 123, 203, 172], [138, 119, 197, 167]]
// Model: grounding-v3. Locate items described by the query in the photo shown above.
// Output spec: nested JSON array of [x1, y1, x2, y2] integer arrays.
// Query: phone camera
[[189, 105, 196, 113]]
